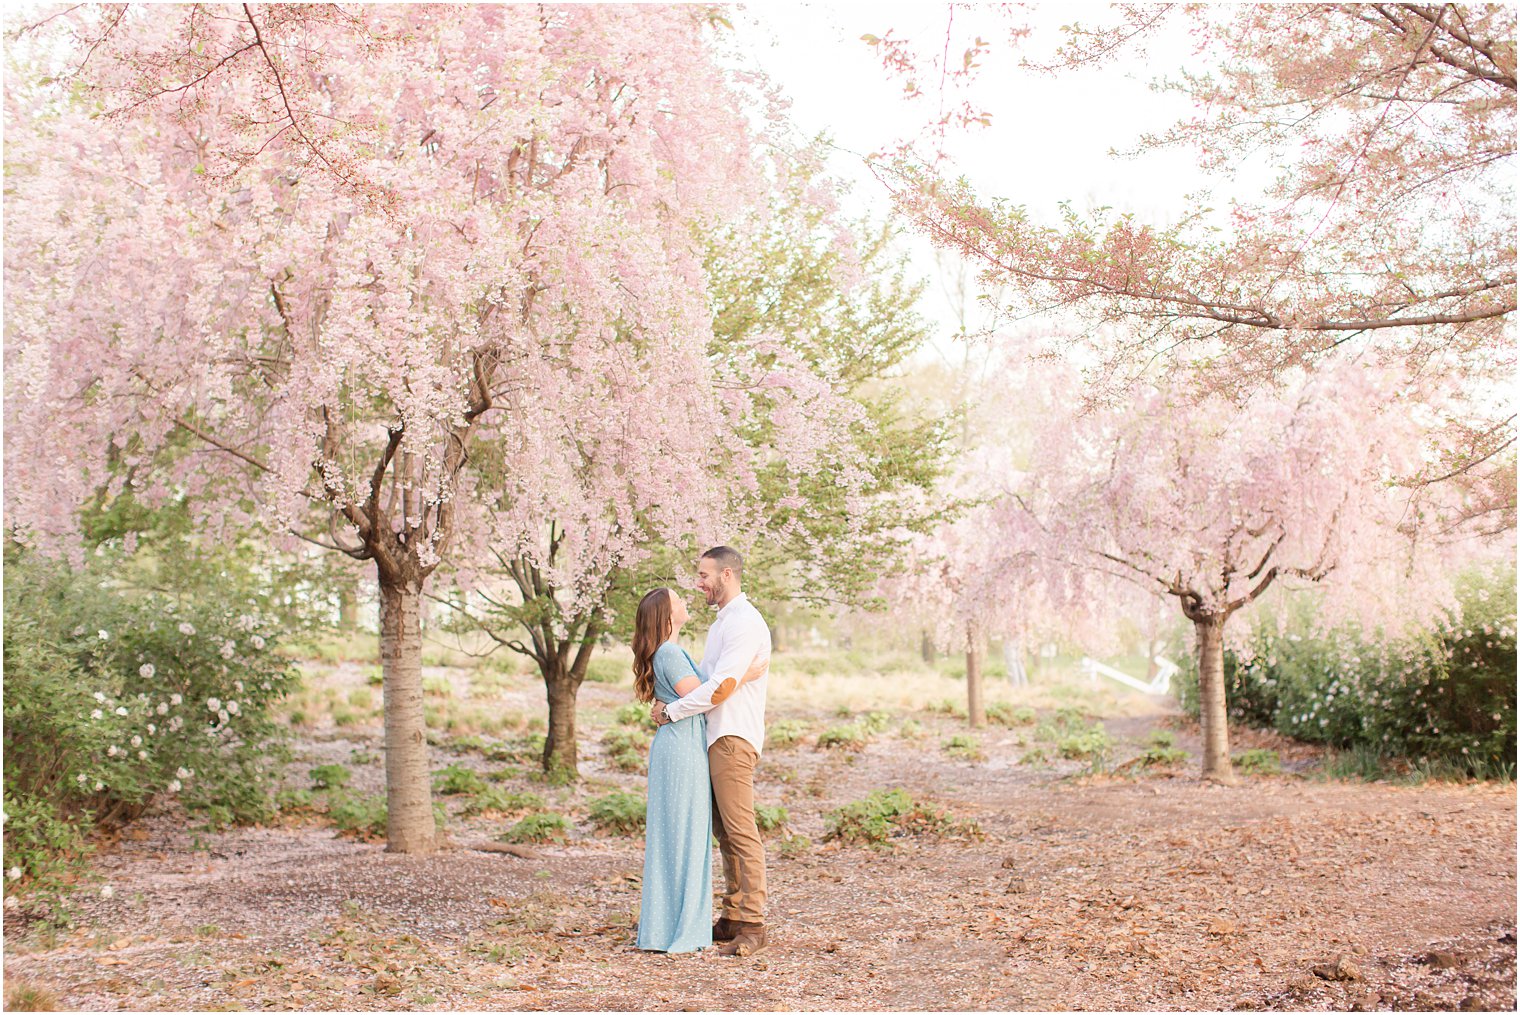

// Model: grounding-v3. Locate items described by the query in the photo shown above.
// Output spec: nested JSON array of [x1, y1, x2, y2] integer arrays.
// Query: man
[[652, 545, 772, 958]]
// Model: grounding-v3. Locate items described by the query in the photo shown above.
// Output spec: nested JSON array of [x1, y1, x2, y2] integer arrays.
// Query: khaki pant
[[709, 735, 765, 923]]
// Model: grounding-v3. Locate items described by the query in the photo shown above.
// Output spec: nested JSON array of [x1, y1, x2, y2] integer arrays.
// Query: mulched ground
[[4, 664, 1515, 1012]]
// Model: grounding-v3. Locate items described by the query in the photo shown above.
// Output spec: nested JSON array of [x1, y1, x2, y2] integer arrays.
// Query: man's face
[[695, 558, 727, 607]]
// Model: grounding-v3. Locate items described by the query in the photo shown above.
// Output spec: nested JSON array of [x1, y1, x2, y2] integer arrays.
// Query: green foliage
[[766, 719, 810, 748], [3, 543, 296, 914], [583, 656, 627, 685], [943, 734, 985, 762], [601, 727, 650, 772], [1233, 748, 1282, 776], [896, 718, 926, 739], [327, 791, 446, 839], [459, 787, 545, 817], [816, 723, 870, 751], [1177, 567, 1516, 777], [275, 787, 315, 812], [432, 763, 487, 796], [777, 834, 812, 858], [924, 698, 968, 719], [824, 789, 980, 847], [501, 812, 573, 844], [861, 710, 894, 733], [1146, 729, 1177, 749], [754, 803, 789, 833], [615, 702, 656, 730], [587, 792, 646, 835], [309, 764, 351, 790], [1035, 707, 1112, 763], [986, 702, 1036, 727]]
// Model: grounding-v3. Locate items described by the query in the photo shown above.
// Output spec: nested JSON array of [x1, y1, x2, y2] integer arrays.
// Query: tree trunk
[[338, 581, 359, 629], [378, 577, 438, 853], [920, 629, 936, 664], [1194, 614, 1236, 785], [965, 626, 985, 728], [539, 622, 597, 779]]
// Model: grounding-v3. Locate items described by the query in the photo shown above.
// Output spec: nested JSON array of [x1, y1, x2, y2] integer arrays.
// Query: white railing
[[1079, 655, 1177, 696]]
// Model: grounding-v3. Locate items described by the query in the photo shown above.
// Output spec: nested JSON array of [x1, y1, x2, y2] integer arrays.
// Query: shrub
[[588, 792, 646, 835], [460, 787, 545, 817], [502, 812, 573, 844], [824, 789, 980, 847], [896, 718, 926, 739], [986, 702, 1036, 727], [754, 803, 789, 833], [614, 702, 656, 730], [767, 719, 810, 749], [923, 698, 967, 718], [817, 724, 870, 751], [327, 791, 446, 839], [584, 656, 628, 685], [1176, 567, 1516, 777], [943, 735, 985, 762], [432, 763, 487, 795], [778, 834, 812, 858], [861, 711, 894, 734], [601, 728, 652, 755], [1138, 745, 1190, 768], [3, 544, 295, 915], [1233, 748, 1281, 776], [309, 764, 351, 790]]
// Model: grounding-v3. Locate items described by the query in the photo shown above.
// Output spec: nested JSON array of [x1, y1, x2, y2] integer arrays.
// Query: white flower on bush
[[114, 706, 128, 716], [177, 767, 194, 780], [100, 885, 114, 899], [260, 682, 271, 691], [147, 723, 156, 735], [73, 625, 87, 637], [91, 709, 104, 721], [93, 691, 106, 703], [178, 622, 196, 636], [137, 750, 147, 760], [156, 702, 169, 715], [94, 781, 104, 791], [76, 773, 88, 784], [140, 663, 156, 679], [251, 635, 266, 650], [168, 717, 184, 732], [4, 895, 17, 910], [166, 779, 182, 793], [226, 701, 240, 716], [234, 681, 244, 693], [217, 709, 230, 724], [130, 736, 142, 748], [98, 630, 109, 640], [206, 697, 221, 711], [170, 693, 182, 706], [107, 745, 120, 757], [7, 867, 21, 881], [220, 640, 236, 660]]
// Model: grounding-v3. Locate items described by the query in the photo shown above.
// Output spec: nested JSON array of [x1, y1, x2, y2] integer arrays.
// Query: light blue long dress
[[636, 640, 713, 953]]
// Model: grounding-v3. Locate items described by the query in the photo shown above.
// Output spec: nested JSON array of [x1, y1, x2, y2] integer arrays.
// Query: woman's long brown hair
[[631, 587, 673, 704]]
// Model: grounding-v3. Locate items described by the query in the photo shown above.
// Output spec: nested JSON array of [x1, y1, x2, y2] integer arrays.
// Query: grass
[[766, 719, 811, 748], [986, 701, 1036, 727], [817, 723, 871, 751], [5, 983, 62, 1011], [943, 734, 985, 762], [500, 812, 573, 844]]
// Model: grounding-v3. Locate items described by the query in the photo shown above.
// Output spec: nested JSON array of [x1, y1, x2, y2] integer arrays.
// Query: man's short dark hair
[[701, 545, 744, 578]]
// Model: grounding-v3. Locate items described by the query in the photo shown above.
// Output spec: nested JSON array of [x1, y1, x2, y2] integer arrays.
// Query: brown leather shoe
[[717, 922, 767, 957], [713, 916, 741, 942]]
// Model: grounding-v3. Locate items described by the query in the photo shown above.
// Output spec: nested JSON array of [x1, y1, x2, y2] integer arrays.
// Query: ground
[[4, 646, 1515, 1012]]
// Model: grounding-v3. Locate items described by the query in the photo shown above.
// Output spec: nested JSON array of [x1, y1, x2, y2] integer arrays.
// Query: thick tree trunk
[[965, 627, 986, 728], [1194, 614, 1236, 785], [378, 577, 437, 853], [542, 664, 582, 778]]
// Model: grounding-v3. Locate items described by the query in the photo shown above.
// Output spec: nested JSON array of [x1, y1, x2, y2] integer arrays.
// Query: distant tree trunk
[[965, 625, 985, 728], [771, 622, 788, 653], [338, 581, 359, 629], [1005, 639, 1028, 687], [1145, 636, 1162, 682], [378, 574, 437, 853], [1193, 614, 1236, 784], [920, 629, 936, 664]]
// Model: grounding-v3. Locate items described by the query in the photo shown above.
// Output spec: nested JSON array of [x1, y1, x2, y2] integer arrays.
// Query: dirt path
[[5, 663, 1515, 1012]]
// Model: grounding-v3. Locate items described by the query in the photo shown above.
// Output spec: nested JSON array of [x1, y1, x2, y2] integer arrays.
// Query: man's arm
[[661, 616, 769, 724]]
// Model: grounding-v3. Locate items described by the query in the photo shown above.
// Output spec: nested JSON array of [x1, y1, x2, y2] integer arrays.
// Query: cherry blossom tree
[[866, 4, 1515, 518], [3, 5, 847, 851], [1013, 356, 1479, 782]]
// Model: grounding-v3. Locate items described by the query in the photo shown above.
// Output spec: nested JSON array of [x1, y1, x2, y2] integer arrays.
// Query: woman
[[632, 586, 763, 953]]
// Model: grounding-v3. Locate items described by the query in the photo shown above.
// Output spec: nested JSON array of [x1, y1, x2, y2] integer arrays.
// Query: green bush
[[861, 711, 894, 734], [1233, 748, 1281, 776], [501, 811, 573, 844], [432, 763, 488, 795], [923, 698, 967, 718], [986, 702, 1036, 727], [817, 723, 870, 751], [584, 656, 628, 685], [896, 718, 926, 739], [309, 764, 351, 790], [777, 833, 812, 858], [824, 789, 980, 847], [460, 787, 545, 817], [615, 702, 657, 730], [943, 734, 985, 762], [1176, 567, 1516, 776], [3, 545, 296, 915], [754, 803, 789, 833], [327, 791, 446, 839], [766, 719, 810, 748], [587, 792, 646, 835], [601, 728, 652, 755]]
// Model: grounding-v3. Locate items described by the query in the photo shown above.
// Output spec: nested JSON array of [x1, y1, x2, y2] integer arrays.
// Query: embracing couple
[[630, 546, 772, 957]]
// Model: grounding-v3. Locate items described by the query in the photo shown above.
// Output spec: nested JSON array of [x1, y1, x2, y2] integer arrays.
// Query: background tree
[[4, 4, 806, 852], [429, 153, 949, 776]]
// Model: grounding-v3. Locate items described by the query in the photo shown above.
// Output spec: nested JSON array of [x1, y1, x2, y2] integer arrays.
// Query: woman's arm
[[673, 674, 701, 696]]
